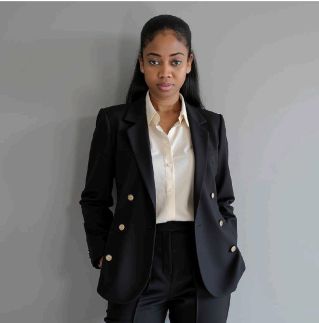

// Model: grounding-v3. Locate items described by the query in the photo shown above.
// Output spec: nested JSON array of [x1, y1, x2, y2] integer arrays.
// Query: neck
[[149, 92, 181, 113]]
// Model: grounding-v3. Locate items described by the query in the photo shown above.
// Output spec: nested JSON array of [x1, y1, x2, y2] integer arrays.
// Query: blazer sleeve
[[79, 108, 115, 269], [215, 114, 238, 241]]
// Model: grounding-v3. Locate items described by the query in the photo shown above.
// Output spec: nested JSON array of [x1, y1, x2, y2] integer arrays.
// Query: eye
[[148, 60, 159, 65], [148, 60, 182, 66], [172, 60, 182, 66]]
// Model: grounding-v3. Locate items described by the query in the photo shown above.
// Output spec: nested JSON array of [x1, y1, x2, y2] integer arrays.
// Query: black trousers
[[104, 221, 231, 323]]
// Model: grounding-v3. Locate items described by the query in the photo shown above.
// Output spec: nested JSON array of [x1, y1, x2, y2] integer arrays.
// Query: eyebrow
[[146, 52, 185, 57]]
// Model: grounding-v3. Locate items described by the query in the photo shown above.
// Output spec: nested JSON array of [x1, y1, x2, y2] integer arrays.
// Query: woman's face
[[139, 29, 193, 101]]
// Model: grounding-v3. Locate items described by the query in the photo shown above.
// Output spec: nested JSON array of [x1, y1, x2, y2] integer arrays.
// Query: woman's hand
[[98, 256, 103, 269]]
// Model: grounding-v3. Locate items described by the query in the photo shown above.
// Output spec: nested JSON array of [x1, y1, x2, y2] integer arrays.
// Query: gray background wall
[[0, 2, 318, 323]]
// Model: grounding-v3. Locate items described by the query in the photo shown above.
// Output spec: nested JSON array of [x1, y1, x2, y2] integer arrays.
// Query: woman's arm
[[215, 114, 238, 241], [79, 108, 115, 269]]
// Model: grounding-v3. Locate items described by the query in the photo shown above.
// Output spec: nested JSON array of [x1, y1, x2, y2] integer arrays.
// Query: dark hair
[[125, 14, 205, 109]]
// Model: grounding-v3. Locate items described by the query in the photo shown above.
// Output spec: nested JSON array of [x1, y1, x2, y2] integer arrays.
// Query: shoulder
[[94, 103, 129, 130], [198, 108, 230, 141], [200, 107, 223, 126], [99, 103, 127, 119]]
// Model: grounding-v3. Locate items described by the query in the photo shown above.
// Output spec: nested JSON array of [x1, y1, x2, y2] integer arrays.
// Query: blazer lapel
[[125, 97, 157, 212], [123, 95, 208, 220], [186, 100, 209, 219]]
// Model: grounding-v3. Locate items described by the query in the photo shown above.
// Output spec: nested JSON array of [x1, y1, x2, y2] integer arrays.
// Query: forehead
[[144, 30, 187, 54]]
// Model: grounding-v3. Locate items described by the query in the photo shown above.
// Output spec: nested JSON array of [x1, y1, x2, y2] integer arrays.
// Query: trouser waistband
[[156, 220, 194, 232]]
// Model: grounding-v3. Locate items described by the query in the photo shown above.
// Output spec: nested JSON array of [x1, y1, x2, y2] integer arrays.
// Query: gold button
[[211, 192, 215, 199], [105, 254, 112, 261], [127, 194, 134, 201], [119, 224, 125, 231], [219, 219, 224, 227], [230, 245, 237, 253]]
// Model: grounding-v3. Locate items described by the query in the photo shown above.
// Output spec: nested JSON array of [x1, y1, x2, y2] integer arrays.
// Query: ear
[[138, 54, 144, 74], [186, 52, 194, 74]]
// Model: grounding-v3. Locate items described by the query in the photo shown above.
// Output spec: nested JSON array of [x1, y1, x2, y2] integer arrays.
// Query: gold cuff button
[[119, 224, 125, 231], [127, 194, 134, 201], [230, 245, 237, 253], [105, 254, 112, 261], [211, 192, 215, 199], [219, 219, 224, 227]]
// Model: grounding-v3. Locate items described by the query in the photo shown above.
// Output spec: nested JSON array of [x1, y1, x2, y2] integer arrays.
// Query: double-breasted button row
[[104, 223, 126, 262], [211, 192, 223, 226]]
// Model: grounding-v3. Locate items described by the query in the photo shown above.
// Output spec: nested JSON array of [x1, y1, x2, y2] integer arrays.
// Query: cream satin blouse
[[145, 90, 195, 224]]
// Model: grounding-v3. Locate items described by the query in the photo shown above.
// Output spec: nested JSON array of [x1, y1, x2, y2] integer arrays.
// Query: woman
[[79, 14, 246, 323]]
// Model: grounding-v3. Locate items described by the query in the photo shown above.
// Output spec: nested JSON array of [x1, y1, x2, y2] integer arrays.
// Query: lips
[[157, 83, 174, 91], [158, 83, 172, 86]]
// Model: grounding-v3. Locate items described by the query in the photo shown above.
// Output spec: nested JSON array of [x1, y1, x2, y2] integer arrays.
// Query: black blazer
[[79, 95, 246, 304]]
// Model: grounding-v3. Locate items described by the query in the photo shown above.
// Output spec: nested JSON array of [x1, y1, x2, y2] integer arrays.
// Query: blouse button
[[219, 219, 224, 227], [211, 192, 215, 199]]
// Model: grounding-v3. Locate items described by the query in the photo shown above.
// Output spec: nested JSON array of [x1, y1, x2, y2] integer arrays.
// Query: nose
[[158, 62, 173, 78]]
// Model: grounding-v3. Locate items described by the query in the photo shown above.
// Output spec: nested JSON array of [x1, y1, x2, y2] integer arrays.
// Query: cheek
[[144, 72, 157, 84], [176, 72, 187, 84], [143, 75, 153, 87]]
